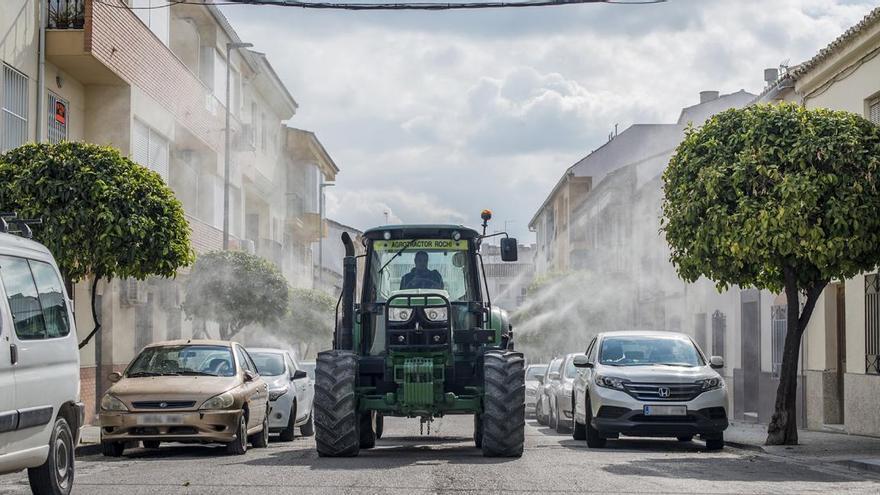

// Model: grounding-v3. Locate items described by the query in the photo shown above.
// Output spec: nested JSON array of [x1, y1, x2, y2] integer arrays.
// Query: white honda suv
[[571, 331, 727, 451]]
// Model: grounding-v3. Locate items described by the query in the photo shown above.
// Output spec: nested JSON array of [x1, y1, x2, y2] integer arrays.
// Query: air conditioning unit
[[122, 279, 149, 306]]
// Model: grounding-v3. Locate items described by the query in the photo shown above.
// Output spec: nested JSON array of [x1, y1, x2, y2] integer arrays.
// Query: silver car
[[535, 357, 562, 426], [248, 348, 315, 441], [525, 364, 548, 417], [546, 353, 582, 433]]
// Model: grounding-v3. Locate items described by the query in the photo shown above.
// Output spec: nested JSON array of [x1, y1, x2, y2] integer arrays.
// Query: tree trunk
[[78, 275, 104, 349], [766, 269, 826, 445]]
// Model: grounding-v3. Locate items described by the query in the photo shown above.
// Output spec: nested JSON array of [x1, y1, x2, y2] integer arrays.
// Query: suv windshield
[[369, 239, 476, 302], [250, 352, 285, 376], [127, 345, 236, 377], [526, 365, 547, 380], [599, 336, 703, 367]]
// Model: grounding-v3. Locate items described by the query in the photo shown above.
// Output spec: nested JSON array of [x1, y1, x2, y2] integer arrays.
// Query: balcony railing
[[47, 0, 86, 29]]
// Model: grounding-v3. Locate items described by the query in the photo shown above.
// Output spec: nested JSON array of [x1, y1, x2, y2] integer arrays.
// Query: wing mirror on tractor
[[500, 237, 518, 262]]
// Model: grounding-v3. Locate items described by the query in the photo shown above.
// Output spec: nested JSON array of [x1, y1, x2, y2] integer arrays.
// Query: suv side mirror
[[548, 371, 560, 381], [500, 237, 518, 262], [244, 370, 257, 382], [292, 369, 308, 380], [108, 371, 122, 383], [709, 356, 724, 369], [573, 355, 593, 368], [535, 375, 544, 384]]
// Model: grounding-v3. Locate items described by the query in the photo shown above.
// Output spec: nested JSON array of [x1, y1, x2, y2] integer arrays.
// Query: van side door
[[0, 269, 15, 455]]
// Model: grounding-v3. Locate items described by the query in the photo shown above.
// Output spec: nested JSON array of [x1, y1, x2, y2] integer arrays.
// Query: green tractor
[[314, 211, 525, 457]]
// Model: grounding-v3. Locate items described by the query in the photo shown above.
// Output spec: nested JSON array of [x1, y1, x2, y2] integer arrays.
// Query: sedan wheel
[[226, 412, 248, 455], [585, 398, 606, 448]]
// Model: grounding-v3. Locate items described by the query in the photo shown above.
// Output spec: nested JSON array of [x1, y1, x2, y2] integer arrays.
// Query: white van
[[0, 227, 83, 495]]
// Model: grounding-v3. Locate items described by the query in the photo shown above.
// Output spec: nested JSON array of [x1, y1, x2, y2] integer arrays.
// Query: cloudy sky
[[220, 0, 876, 242]]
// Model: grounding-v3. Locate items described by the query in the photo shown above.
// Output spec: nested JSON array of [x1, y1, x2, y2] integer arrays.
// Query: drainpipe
[[36, 0, 47, 142]]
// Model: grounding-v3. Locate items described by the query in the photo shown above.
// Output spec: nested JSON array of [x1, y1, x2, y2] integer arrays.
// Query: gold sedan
[[98, 340, 269, 456]]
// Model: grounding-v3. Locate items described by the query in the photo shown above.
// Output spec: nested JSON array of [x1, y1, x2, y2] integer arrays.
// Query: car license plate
[[643, 405, 687, 416], [136, 414, 186, 425]]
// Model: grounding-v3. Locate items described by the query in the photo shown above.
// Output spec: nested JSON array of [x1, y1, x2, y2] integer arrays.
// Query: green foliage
[[0, 142, 194, 281], [270, 288, 336, 359], [662, 103, 880, 293], [183, 251, 289, 339]]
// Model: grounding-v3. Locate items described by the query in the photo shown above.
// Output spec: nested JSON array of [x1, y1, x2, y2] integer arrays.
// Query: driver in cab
[[400, 250, 444, 290]]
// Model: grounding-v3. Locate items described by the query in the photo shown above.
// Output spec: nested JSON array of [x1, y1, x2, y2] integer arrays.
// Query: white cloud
[[221, 0, 878, 241]]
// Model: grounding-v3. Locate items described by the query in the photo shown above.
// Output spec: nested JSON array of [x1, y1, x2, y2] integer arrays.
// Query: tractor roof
[[363, 224, 481, 240]]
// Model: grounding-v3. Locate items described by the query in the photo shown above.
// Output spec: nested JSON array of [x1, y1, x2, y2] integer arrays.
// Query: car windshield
[[599, 336, 703, 367], [526, 365, 547, 380], [564, 358, 579, 378], [250, 352, 285, 376], [369, 238, 476, 302], [127, 345, 235, 377]]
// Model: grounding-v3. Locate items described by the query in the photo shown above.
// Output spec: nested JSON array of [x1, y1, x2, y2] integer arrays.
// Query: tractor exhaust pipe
[[337, 232, 356, 351]]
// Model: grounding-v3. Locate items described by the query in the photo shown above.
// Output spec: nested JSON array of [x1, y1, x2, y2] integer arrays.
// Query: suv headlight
[[425, 307, 448, 322], [595, 375, 628, 391], [389, 307, 413, 322], [697, 377, 723, 391], [269, 386, 289, 401], [100, 394, 128, 412], [200, 391, 236, 410]]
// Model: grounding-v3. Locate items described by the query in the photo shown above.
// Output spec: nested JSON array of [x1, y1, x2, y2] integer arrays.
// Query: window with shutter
[[132, 119, 170, 181], [869, 97, 880, 125], [2, 64, 28, 152]]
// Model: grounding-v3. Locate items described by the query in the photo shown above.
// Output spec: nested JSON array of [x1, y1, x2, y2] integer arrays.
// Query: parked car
[[525, 364, 548, 418], [547, 353, 582, 433], [572, 331, 728, 450], [248, 348, 315, 441], [0, 227, 84, 495], [98, 340, 270, 456], [535, 357, 563, 425]]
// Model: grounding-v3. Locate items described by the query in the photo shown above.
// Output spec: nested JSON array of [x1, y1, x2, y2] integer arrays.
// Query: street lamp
[[317, 181, 335, 289], [223, 41, 253, 250]]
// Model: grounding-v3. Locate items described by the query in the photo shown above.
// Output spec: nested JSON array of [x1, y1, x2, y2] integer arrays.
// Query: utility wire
[[97, 0, 665, 12]]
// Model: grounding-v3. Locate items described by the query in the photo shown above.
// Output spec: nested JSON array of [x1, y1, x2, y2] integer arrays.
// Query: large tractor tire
[[314, 351, 360, 457], [481, 351, 525, 457]]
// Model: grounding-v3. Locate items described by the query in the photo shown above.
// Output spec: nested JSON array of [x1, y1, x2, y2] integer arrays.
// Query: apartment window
[[869, 96, 880, 126], [129, 0, 169, 46], [133, 119, 170, 180], [2, 64, 28, 152], [771, 304, 787, 379], [48, 92, 68, 144], [865, 274, 880, 374], [711, 310, 726, 360]]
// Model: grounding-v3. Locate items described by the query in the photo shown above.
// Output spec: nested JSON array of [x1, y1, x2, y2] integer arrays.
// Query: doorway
[[741, 296, 761, 422]]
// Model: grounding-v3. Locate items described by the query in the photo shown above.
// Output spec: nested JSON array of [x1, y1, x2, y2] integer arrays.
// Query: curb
[[724, 441, 766, 453], [835, 459, 880, 475]]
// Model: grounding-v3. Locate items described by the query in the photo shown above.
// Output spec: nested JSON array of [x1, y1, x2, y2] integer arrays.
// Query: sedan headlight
[[100, 394, 128, 412], [425, 307, 448, 322], [697, 377, 723, 391], [268, 386, 289, 401], [595, 375, 628, 391], [200, 391, 236, 410], [389, 307, 413, 322]]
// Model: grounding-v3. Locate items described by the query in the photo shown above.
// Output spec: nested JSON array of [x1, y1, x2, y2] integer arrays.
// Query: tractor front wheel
[[314, 351, 360, 457], [481, 351, 525, 457]]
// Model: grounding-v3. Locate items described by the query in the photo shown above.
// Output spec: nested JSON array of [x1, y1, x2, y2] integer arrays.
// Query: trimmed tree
[[183, 250, 289, 340], [274, 287, 336, 359], [0, 142, 194, 349], [661, 103, 880, 445]]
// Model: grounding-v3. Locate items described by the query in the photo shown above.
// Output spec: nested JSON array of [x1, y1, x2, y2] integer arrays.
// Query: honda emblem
[[658, 387, 671, 398]]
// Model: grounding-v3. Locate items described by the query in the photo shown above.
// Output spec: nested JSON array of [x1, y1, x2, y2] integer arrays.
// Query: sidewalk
[[726, 422, 880, 475]]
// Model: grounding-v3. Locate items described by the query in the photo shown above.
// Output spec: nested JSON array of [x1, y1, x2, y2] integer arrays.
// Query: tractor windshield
[[368, 238, 477, 303]]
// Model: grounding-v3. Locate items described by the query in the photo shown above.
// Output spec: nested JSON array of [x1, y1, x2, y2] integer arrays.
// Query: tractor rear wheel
[[481, 351, 525, 457], [314, 351, 360, 457]]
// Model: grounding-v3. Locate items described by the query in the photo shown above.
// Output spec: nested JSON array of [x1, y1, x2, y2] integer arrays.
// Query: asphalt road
[[2, 416, 879, 494]]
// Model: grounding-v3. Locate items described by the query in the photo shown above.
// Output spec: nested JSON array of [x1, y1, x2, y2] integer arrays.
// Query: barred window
[[865, 274, 880, 374], [2, 64, 28, 152], [771, 305, 787, 379], [869, 97, 880, 125], [48, 92, 68, 144]]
